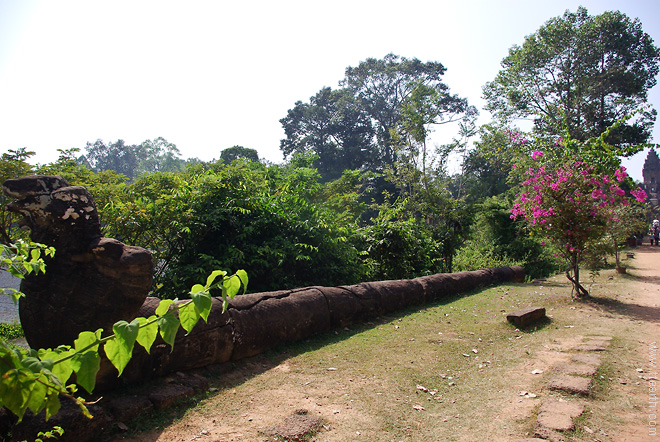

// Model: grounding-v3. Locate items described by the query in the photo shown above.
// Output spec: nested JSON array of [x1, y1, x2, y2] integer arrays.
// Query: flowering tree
[[510, 150, 646, 297]]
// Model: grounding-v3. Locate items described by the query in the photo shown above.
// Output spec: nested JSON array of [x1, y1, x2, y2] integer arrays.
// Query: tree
[[510, 147, 647, 297], [483, 7, 660, 147], [280, 87, 376, 181], [0, 148, 34, 244], [280, 54, 470, 180], [342, 54, 470, 167], [137, 137, 186, 174], [84, 139, 139, 178], [219, 145, 260, 164]]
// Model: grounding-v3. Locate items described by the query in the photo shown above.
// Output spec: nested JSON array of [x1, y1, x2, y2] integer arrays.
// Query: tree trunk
[[565, 253, 589, 298]]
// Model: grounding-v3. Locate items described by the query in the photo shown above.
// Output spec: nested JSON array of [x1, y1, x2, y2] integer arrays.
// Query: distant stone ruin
[[3, 175, 524, 389]]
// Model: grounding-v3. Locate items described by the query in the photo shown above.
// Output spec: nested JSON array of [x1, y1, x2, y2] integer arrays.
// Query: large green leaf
[[25, 373, 49, 415], [223, 275, 241, 297], [155, 299, 174, 316], [236, 269, 248, 292], [0, 369, 34, 421], [70, 351, 100, 394], [136, 316, 158, 353], [179, 302, 200, 334], [191, 291, 213, 322], [205, 269, 226, 288], [41, 349, 75, 386], [73, 330, 101, 353], [44, 389, 62, 421], [157, 312, 180, 349], [104, 319, 140, 376]]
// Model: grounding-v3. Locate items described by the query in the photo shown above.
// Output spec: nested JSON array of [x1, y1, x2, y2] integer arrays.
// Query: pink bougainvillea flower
[[631, 189, 647, 202], [614, 167, 627, 182], [531, 150, 543, 160]]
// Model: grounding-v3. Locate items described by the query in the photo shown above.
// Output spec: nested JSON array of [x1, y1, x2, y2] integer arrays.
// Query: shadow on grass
[[511, 316, 554, 333], [576, 295, 660, 324], [620, 272, 660, 286]]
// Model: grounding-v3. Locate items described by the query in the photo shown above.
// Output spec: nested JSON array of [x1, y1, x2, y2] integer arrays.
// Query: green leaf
[[70, 350, 100, 394], [44, 389, 62, 421], [236, 269, 248, 292], [191, 290, 213, 322], [223, 275, 241, 298], [155, 299, 174, 317], [178, 302, 200, 334], [205, 269, 226, 288], [157, 312, 180, 349], [21, 356, 54, 374], [25, 373, 49, 415], [42, 349, 75, 386], [103, 319, 140, 376], [73, 330, 101, 353], [0, 369, 34, 421], [136, 316, 158, 353], [190, 284, 205, 294]]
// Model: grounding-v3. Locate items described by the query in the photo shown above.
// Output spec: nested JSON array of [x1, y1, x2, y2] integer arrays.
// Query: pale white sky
[[0, 0, 658, 180]]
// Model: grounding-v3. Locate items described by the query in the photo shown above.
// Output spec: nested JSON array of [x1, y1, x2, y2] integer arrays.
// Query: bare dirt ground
[[108, 246, 659, 442]]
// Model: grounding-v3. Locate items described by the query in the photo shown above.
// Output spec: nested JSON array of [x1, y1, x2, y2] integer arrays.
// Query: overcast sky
[[0, 0, 658, 180]]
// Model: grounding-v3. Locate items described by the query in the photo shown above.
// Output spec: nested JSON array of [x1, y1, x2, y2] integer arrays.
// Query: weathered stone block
[[506, 306, 546, 328], [547, 375, 592, 395]]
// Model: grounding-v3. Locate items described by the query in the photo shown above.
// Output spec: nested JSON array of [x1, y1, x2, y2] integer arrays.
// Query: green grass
[[0, 322, 23, 340]]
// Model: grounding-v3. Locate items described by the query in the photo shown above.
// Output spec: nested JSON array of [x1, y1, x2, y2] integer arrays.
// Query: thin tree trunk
[[565, 253, 589, 298]]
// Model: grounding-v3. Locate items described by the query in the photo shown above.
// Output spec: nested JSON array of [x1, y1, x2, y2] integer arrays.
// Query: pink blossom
[[532, 150, 543, 160], [614, 167, 627, 182], [631, 189, 647, 202]]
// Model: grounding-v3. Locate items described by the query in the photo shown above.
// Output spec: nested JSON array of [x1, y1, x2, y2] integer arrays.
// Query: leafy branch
[[0, 241, 247, 424]]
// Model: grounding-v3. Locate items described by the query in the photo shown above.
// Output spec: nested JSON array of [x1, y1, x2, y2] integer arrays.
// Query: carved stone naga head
[[3, 175, 101, 252], [2, 175, 153, 349]]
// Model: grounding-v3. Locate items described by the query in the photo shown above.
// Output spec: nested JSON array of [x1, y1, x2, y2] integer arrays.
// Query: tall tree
[[280, 55, 470, 179], [483, 7, 660, 147], [342, 54, 470, 167], [138, 137, 185, 174], [280, 87, 376, 181]]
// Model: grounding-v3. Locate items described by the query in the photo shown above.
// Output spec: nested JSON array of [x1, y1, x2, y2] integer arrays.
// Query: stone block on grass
[[506, 307, 546, 328]]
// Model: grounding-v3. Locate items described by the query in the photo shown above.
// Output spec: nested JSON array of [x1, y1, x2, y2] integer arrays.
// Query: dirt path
[[107, 248, 660, 442], [610, 245, 660, 441]]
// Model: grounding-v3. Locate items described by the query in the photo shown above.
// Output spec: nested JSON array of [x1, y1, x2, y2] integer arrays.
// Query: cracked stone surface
[[539, 400, 585, 418], [553, 363, 599, 376], [571, 353, 601, 365], [537, 412, 576, 432], [547, 375, 593, 395]]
